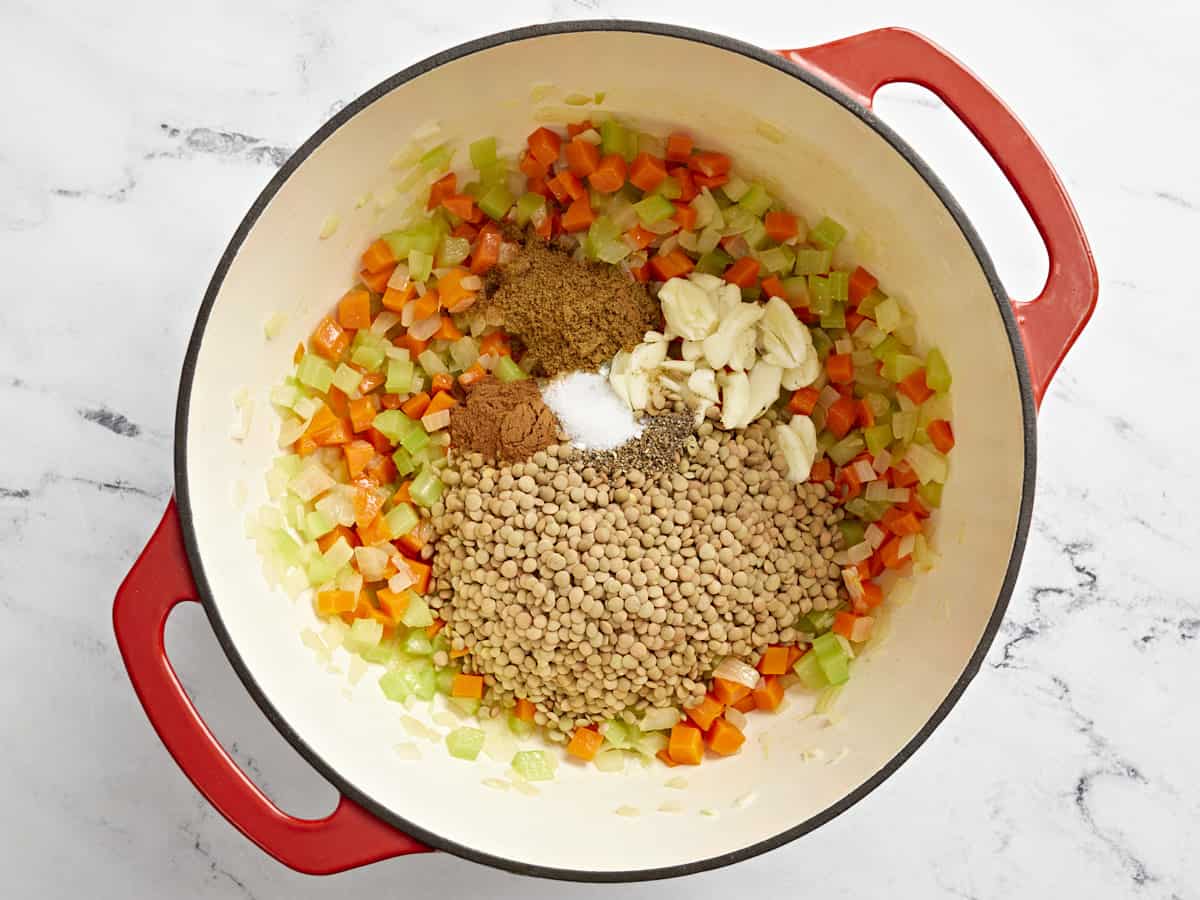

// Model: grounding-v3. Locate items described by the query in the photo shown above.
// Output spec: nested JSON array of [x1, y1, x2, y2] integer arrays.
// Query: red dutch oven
[[114, 22, 1096, 882]]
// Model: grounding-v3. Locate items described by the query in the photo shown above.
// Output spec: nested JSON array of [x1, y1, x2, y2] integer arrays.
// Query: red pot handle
[[780, 28, 1097, 406], [113, 499, 429, 874]]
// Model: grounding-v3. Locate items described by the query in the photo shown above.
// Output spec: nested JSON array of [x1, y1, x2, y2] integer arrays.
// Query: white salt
[[541, 371, 642, 451]]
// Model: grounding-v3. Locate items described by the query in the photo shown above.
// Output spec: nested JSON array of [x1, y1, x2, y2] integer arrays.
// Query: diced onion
[[898, 533, 917, 558], [388, 565, 414, 594], [409, 314, 442, 342], [850, 616, 875, 642], [842, 566, 865, 601], [316, 486, 355, 527], [387, 264, 411, 290], [354, 546, 390, 581], [421, 409, 451, 432], [864, 523, 886, 549], [371, 311, 401, 336], [864, 480, 889, 502], [639, 707, 680, 732], [713, 657, 760, 690], [846, 541, 873, 564], [477, 352, 497, 371], [400, 303, 418, 328], [852, 460, 876, 483], [499, 242, 521, 264], [460, 274, 483, 291], [658, 235, 680, 257], [872, 449, 892, 474], [817, 385, 841, 409], [834, 338, 854, 355], [277, 415, 306, 448], [724, 707, 748, 731], [417, 349, 447, 375], [851, 349, 875, 366], [887, 487, 911, 503]]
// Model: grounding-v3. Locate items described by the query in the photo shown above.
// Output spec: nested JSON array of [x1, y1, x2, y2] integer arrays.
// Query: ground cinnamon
[[483, 236, 660, 376], [449, 377, 559, 463]]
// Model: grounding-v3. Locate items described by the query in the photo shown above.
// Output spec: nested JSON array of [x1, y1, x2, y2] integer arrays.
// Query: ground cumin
[[483, 237, 660, 376], [448, 377, 559, 463]]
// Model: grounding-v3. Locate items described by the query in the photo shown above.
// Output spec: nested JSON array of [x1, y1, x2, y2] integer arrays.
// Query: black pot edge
[[173, 19, 1038, 884]]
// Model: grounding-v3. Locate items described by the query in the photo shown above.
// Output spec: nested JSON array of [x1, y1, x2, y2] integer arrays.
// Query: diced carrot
[[628, 152, 667, 192], [401, 392, 430, 418], [514, 698, 536, 722], [527, 127, 562, 167], [845, 310, 866, 333], [357, 512, 391, 547], [425, 391, 458, 416], [402, 557, 432, 594], [441, 193, 477, 221], [905, 492, 932, 519], [534, 208, 558, 240], [518, 149, 548, 180], [731, 694, 757, 713], [360, 373, 386, 397], [353, 486, 383, 531], [757, 646, 791, 676], [410, 290, 441, 322], [561, 195, 595, 232], [928, 419, 955, 454], [898, 368, 934, 403], [809, 458, 832, 483], [631, 263, 652, 283], [380, 393, 402, 410], [393, 480, 412, 505], [425, 617, 446, 639], [723, 256, 760, 288], [360, 265, 395, 294], [470, 223, 503, 275], [838, 463, 864, 501], [316, 590, 358, 616], [381, 282, 416, 312], [672, 201, 697, 231], [430, 372, 454, 394], [764, 211, 800, 242], [566, 726, 604, 762], [689, 151, 731, 177], [848, 266, 879, 303], [426, 172, 457, 211], [376, 587, 410, 621], [879, 535, 911, 570], [856, 398, 875, 429], [347, 397, 377, 434], [832, 611, 860, 640], [336, 288, 371, 331], [479, 330, 511, 358], [861, 580, 884, 609], [665, 132, 694, 162], [436, 268, 474, 312], [365, 427, 393, 454], [826, 353, 854, 384], [449, 647, 469, 660], [786, 645, 807, 668], [459, 363, 487, 388], [706, 717, 745, 756], [657, 748, 679, 768], [317, 525, 359, 554], [310, 316, 349, 361], [451, 673, 484, 699], [342, 440, 374, 479], [882, 507, 923, 537], [890, 459, 920, 488], [692, 172, 728, 189], [668, 723, 705, 765], [565, 138, 600, 177], [650, 249, 695, 281], [753, 675, 785, 712], [325, 385, 350, 419], [826, 396, 858, 439], [545, 172, 570, 205], [293, 342, 305, 365], [396, 518, 432, 556], [760, 275, 786, 299], [711, 677, 751, 706], [554, 170, 586, 201], [451, 221, 479, 241], [294, 432, 318, 457], [684, 694, 724, 731], [304, 403, 339, 440], [625, 224, 656, 250], [789, 387, 819, 415], [566, 120, 593, 139], [588, 154, 627, 193], [361, 238, 396, 274]]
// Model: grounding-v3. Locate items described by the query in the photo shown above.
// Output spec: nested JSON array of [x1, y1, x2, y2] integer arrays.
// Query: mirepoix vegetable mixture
[[253, 112, 954, 780]]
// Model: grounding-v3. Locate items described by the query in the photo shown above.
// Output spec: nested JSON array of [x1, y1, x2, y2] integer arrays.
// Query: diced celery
[[392, 446, 415, 476], [469, 136, 497, 170], [409, 249, 434, 283], [742, 285, 762, 301], [596, 238, 632, 264], [401, 593, 435, 628], [810, 328, 834, 360], [694, 248, 733, 276], [720, 174, 750, 202], [351, 340, 386, 372], [410, 467, 444, 508], [812, 632, 850, 685], [809, 610, 837, 632], [515, 192, 546, 226], [794, 248, 832, 275], [828, 271, 850, 302], [721, 205, 756, 235], [495, 356, 527, 382], [757, 245, 795, 275], [926, 348, 952, 393], [270, 381, 303, 409], [652, 176, 682, 200], [448, 696, 481, 716], [361, 639, 399, 666], [380, 659, 436, 702], [303, 509, 334, 542], [882, 353, 923, 383], [400, 424, 430, 455], [865, 392, 892, 419], [511, 750, 555, 782], [332, 364, 361, 396], [892, 409, 918, 442], [373, 409, 415, 444], [267, 528, 304, 569], [600, 119, 635, 161], [507, 713, 534, 737], [435, 668, 457, 694], [906, 443, 949, 484], [477, 160, 508, 187], [781, 276, 809, 305], [737, 183, 772, 217], [918, 481, 944, 508], [743, 220, 769, 250], [808, 274, 833, 314], [793, 653, 829, 690], [438, 236, 471, 267], [633, 194, 675, 226], [385, 502, 419, 537], [446, 727, 486, 761], [419, 143, 453, 172], [871, 334, 903, 364], [403, 631, 433, 656], [838, 519, 866, 547], [828, 434, 866, 466], [297, 355, 335, 392], [281, 494, 307, 531], [864, 423, 894, 456], [809, 216, 846, 251], [874, 296, 903, 333], [820, 304, 846, 330], [305, 552, 337, 587], [857, 288, 887, 319], [478, 183, 513, 221]]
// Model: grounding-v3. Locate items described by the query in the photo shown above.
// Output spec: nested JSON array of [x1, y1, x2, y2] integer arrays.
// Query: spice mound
[[428, 413, 845, 734], [449, 376, 559, 463], [484, 237, 660, 376]]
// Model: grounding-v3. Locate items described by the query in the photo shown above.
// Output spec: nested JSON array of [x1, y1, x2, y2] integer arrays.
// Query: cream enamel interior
[[182, 30, 1027, 875]]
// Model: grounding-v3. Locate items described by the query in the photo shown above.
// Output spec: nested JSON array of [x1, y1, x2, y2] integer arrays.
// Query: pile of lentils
[[428, 409, 846, 737]]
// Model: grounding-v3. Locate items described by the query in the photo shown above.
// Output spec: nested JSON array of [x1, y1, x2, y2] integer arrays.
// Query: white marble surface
[[3, 1, 1198, 897]]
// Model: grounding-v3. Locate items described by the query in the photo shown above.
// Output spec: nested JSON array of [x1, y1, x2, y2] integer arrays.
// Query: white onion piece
[[724, 707, 748, 731], [842, 566, 865, 601], [831, 550, 849, 566], [409, 314, 442, 342], [461, 274, 483, 291], [852, 460, 876, 483], [639, 707, 680, 732], [898, 533, 917, 558], [846, 541, 873, 564], [864, 523, 886, 549], [371, 311, 401, 336], [387, 263, 411, 290], [414, 280, 427, 296], [834, 338, 854, 355], [817, 385, 841, 409], [477, 352, 497, 371], [277, 416, 307, 448], [421, 409, 451, 432], [850, 616, 875, 642], [446, 295, 477, 314], [888, 487, 912, 503], [387, 565, 414, 594], [864, 480, 889, 502], [713, 657, 760, 690], [354, 546, 390, 582], [872, 449, 892, 474], [400, 302, 418, 328]]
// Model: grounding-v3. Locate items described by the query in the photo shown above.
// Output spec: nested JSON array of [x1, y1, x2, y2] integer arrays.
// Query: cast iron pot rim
[[173, 18, 1037, 884]]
